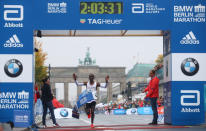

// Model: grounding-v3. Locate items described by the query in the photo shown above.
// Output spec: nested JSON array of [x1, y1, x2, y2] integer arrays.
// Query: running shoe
[[53, 123, 60, 127], [148, 122, 157, 125], [91, 124, 94, 128], [42, 125, 47, 128]]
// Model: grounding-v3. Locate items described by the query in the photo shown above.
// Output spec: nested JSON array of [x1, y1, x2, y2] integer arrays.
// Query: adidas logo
[[180, 31, 200, 44], [4, 34, 23, 48]]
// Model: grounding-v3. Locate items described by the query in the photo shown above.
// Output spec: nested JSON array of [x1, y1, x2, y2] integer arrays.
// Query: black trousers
[[42, 101, 56, 125], [85, 101, 96, 124], [150, 98, 158, 123]]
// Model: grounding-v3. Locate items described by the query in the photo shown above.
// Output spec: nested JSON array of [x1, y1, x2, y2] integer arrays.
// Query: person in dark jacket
[[41, 77, 59, 128]]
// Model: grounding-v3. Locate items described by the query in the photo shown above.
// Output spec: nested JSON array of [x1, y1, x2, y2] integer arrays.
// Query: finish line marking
[[38, 125, 188, 131], [79, 118, 90, 124]]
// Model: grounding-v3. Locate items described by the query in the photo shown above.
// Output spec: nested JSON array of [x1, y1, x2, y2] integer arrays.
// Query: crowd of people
[[95, 97, 164, 114]]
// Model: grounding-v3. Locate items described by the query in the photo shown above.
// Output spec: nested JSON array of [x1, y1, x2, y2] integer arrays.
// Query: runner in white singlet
[[73, 73, 109, 128]]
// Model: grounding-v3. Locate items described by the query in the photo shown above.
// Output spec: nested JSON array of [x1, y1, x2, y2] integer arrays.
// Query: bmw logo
[[60, 109, 68, 117], [181, 58, 199, 76], [4, 59, 23, 77], [131, 109, 136, 114]]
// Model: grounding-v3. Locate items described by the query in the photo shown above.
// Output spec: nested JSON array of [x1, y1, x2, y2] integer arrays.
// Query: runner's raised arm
[[73, 73, 87, 86]]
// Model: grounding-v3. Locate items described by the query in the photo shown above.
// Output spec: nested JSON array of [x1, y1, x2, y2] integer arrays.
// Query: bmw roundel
[[4, 59, 23, 77], [131, 108, 136, 114], [60, 109, 68, 117], [181, 58, 199, 76]]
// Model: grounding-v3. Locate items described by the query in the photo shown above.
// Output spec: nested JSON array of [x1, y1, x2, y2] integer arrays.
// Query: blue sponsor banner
[[204, 84, 206, 112], [171, 0, 206, 53], [113, 109, 126, 115], [0, 29, 33, 54], [0, 0, 33, 54], [33, 0, 171, 30], [163, 82, 172, 124], [0, 0, 205, 127], [137, 107, 153, 115], [0, 0, 34, 127], [77, 90, 94, 108], [14, 110, 30, 127], [171, 81, 205, 125], [0, 83, 33, 126], [171, 24, 206, 53]]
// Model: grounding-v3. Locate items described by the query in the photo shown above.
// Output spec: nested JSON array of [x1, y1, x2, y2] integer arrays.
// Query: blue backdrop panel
[[171, 24, 206, 53], [171, 81, 205, 125], [14, 110, 31, 127], [0, 0, 206, 127], [204, 85, 206, 112], [163, 81, 172, 124], [0, 0, 33, 54], [33, 0, 171, 30], [113, 109, 126, 115], [0, 83, 34, 126], [171, 0, 206, 53], [0, 30, 33, 54], [137, 107, 153, 115], [0, 0, 34, 127]]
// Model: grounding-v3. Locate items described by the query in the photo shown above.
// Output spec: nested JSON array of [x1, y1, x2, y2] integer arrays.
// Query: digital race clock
[[80, 2, 123, 14]]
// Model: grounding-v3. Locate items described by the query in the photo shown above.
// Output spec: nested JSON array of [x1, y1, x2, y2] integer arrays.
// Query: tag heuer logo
[[80, 19, 86, 24]]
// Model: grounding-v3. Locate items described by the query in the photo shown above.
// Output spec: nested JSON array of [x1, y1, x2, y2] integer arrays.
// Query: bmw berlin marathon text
[[0, 90, 29, 109], [174, 4, 205, 23]]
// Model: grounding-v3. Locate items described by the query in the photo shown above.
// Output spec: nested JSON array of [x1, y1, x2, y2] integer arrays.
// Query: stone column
[[52, 88, 56, 97], [97, 86, 100, 104], [50, 82, 56, 97], [120, 81, 126, 95], [64, 83, 69, 107], [107, 82, 112, 103]]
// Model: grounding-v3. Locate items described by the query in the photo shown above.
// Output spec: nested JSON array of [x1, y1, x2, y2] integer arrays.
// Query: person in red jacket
[[52, 97, 64, 109], [143, 70, 159, 125]]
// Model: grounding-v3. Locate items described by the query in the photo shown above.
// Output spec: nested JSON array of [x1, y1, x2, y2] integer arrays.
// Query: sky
[[36, 36, 163, 73], [36, 36, 163, 101]]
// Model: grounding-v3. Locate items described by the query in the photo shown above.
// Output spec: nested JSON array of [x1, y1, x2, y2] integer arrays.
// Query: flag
[[77, 90, 94, 108]]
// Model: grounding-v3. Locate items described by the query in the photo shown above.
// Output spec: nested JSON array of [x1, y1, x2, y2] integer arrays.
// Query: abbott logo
[[181, 90, 200, 106], [132, 3, 144, 13], [4, 5, 24, 21]]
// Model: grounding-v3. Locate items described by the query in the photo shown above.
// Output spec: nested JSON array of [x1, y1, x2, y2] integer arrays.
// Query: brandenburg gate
[[50, 48, 126, 107]]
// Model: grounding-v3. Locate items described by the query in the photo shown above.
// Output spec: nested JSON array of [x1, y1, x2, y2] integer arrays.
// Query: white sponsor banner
[[126, 108, 138, 115], [172, 53, 206, 81], [164, 54, 172, 82], [54, 108, 72, 119], [0, 54, 32, 82]]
